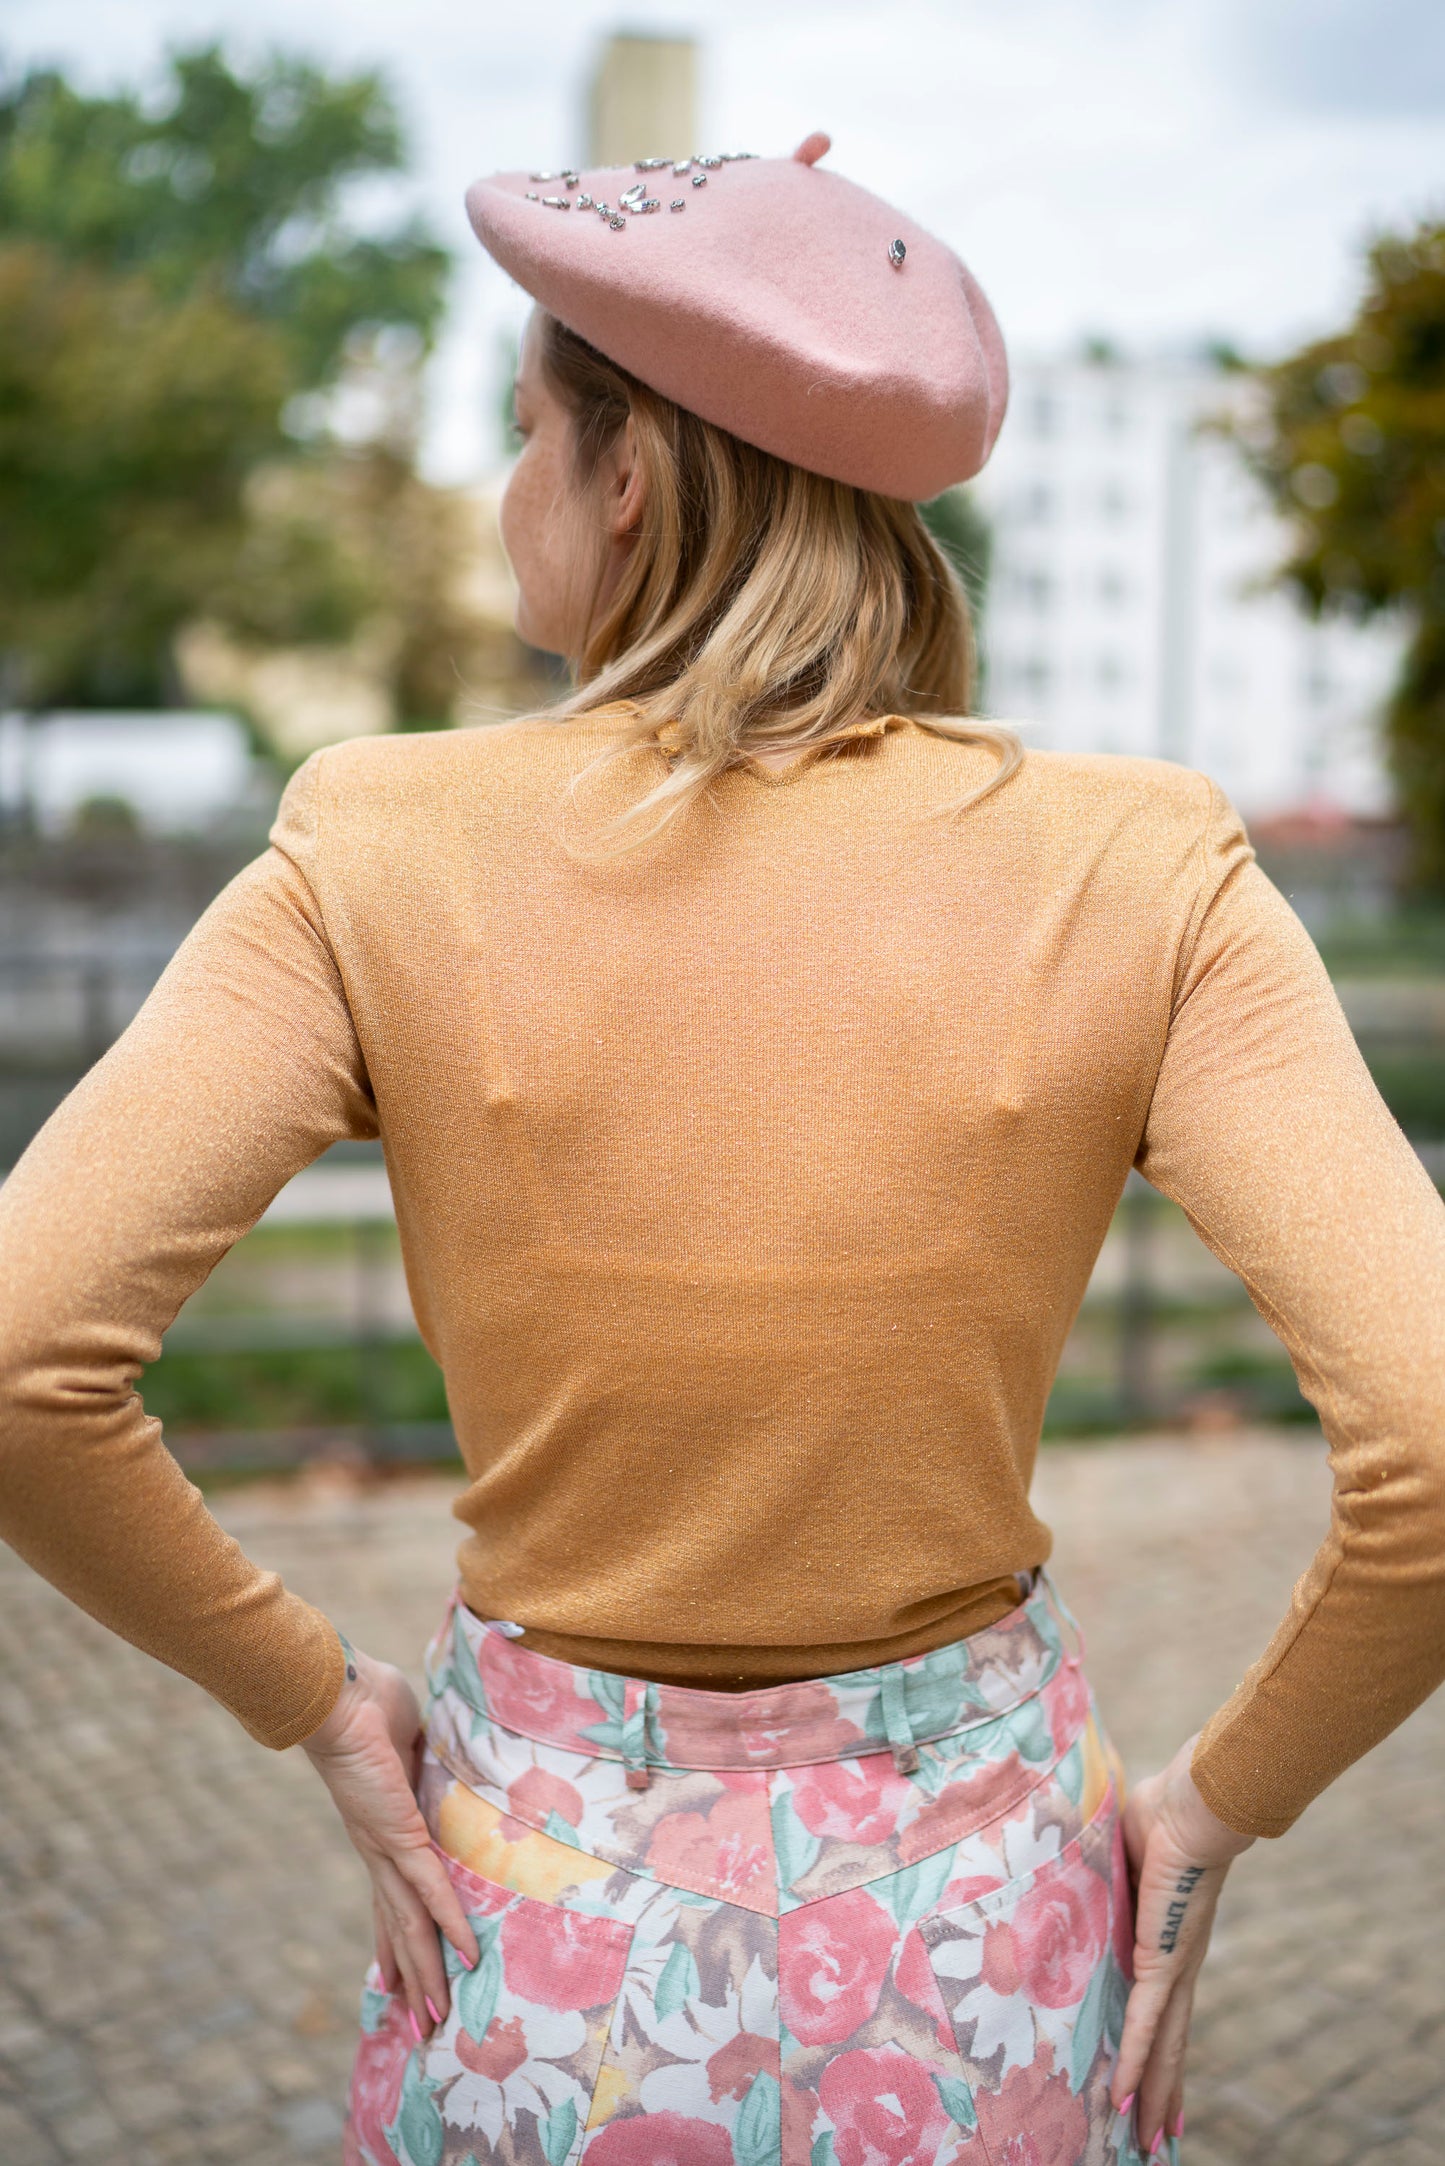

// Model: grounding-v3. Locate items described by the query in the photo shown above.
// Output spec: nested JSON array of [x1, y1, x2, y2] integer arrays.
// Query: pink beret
[[464, 133, 1007, 501]]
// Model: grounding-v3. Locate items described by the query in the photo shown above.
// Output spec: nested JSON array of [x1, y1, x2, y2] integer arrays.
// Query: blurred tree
[[1235, 219, 1445, 893], [0, 47, 455, 720], [0, 47, 449, 393], [920, 486, 992, 705], [0, 243, 290, 705]]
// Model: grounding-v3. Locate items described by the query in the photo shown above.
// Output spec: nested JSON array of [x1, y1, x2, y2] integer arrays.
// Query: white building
[[973, 353, 1403, 820]]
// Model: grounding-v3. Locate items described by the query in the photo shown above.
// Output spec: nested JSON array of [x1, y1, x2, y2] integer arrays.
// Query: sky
[[5, 0, 1443, 484]]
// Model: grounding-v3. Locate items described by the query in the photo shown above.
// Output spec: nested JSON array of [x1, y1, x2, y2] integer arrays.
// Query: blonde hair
[[527, 310, 1022, 855]]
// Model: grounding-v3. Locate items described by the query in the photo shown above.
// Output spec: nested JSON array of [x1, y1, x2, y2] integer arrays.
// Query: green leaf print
[[932, 2073, 978, 2130], [1010, 1695, 1054, 1765], [1105, 1948, 1130, 2048], [359, 1982, 392, 2034], [1055, 1736, 1085, 1805], [734, 2070, 781, 2166], [771, 1788, 821, 1891], [1070, 1956, 1108, 2092], [457, 1927, 503, 2040], [385, 2051, 445, 2166], [655, 1937, 702, 2020], [445, 1638, 492, 1720], [543, 2096, 579, 2166], [881, 1845, 958, 1931], [810, 2133, 837, 2166], [580, 1669, 627, 1751], [545, 1807, 580, 1843]]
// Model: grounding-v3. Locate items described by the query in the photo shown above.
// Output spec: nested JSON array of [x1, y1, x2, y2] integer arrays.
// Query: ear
[[604, 413, 646, 540]]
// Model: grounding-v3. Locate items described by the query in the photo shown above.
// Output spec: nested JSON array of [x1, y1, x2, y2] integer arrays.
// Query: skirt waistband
[[422, 1569, 1081, 1780]]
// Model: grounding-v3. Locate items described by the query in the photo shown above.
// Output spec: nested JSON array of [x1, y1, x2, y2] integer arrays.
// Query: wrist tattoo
[[1160, 1865, 1205, 1953], [336, 1628, 360, 1684]]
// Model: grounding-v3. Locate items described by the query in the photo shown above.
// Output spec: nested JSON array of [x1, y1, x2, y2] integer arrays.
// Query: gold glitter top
[[1, 709, 1442, 1836]]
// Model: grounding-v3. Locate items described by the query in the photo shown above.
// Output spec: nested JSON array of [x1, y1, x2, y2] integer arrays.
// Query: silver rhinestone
[[694, 154, 723, 169], [562, 171, 580, 186], [670, 198, 686, 211], [541, 195, 571, 208], [619, 183, 646, 207], [634, 156, 672, 170], [524, 190, 539, 200], [888, 237, 907, 268], [642, 197, 661, 211], [595, 200, 610, 214], [691, 173, 707, 187], [529, 171, 559, 182], [673, 160, 691, 174], [576, 193, 593, 209], [609, 214, 627, 229]]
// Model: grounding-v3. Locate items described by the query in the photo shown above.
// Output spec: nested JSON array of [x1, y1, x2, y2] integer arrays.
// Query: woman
[[1, 133, 1442, 2166]]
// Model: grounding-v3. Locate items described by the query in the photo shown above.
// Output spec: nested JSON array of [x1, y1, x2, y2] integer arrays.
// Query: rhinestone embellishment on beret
[[525, 151, 757, 229], [889, 237, 907, 268]]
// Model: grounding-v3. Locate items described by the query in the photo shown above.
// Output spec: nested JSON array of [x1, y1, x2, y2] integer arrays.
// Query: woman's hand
[[300, 1636, 481, 2041], [1111, 1732, 1256, 2156]]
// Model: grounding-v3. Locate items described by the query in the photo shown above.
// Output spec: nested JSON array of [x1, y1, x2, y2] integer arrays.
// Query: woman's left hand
[[300, 1640, 481, 2041], [1111, 1732, 1257, 2156]]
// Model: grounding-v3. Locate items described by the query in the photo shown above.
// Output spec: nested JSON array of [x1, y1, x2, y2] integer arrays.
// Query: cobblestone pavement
[[0, 1431, 1441, 2165]]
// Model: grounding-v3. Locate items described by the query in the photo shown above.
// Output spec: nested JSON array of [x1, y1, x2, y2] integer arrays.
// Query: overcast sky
[[6, 0, 1443, 483]]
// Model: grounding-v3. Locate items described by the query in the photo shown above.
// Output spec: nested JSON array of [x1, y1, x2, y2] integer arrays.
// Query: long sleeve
[[1136, 781, 1445, 1836], [0, 748, 378, 1749]]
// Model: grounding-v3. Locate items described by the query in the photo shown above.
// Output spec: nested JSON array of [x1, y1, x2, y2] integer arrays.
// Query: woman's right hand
[[300, 1640, 481, 2040], [1111, 1733, 1257, 2156]]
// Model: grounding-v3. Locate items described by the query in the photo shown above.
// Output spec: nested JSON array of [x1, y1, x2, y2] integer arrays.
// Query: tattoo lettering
[[1160, 1865, 1205, 1953]]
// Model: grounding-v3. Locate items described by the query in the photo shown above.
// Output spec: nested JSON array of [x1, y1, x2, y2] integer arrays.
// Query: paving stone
[[1, 1434, 1442, 2163]]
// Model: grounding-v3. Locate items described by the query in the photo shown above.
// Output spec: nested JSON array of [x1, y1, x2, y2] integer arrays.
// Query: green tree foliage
[[0, 47, 451, 711], [0, 47, 449, 392], [1236, 220, 1445, 892]]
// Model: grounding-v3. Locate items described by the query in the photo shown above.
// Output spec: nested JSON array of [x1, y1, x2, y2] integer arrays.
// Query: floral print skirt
[[343, 1570, 1147, 2166]]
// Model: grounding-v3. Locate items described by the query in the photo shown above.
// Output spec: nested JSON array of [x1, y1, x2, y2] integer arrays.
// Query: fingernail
[[1172, 2113, 1185, 2137], [425, 1995, 442, 2023], [408, 2008, 423, 2044], [1149, 2133, 1164, 2159], [1117, 2093, 1136, 2117]]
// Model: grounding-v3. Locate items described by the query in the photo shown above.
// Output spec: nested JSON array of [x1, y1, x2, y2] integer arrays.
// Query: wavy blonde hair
[[527, 310, 1022, 855]]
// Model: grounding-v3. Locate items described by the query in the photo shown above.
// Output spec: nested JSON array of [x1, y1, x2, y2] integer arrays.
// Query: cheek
[[500, 445, 579, 646]]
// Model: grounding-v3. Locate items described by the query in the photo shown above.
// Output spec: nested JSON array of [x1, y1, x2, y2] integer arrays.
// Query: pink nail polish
[[1173, 2113, 1185, 2138], [425, 1995, 442, 2024], [408, 2008, 423, 2044], [1149, 2133, 1164, 2159], [1117, 2093, 1136, 2117]]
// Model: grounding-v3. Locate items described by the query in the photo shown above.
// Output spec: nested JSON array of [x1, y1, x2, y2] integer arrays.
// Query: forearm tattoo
[[1160, 1865, 1205, 1953]]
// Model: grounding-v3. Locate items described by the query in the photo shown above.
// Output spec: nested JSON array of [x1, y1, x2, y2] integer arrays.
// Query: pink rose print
[[506, 1764, 584, 1828], [788, 1756, 908, 1844], [705, 2030, 779, 2103], [1045, 1658, 1091, 1755], [896, 1751, 1028, 1865], [817, 2045, 952, 2166], [480, 1637, 598, 1740], [342, 2006, 407, 2165], [973, 2038, 1088, 2166], [937, 1870, 1006, 1910], [1010, 1856, 1109, 2009], [499, 1901, 631, 2013], [646, 1790, 773, 1908], [892, 1927, 957, 2055], [779, 1887, 895, 2046], [585, 2110, 735, 2164], [456, 2010, 528, 2080], [737, 1680, 866, 1763]]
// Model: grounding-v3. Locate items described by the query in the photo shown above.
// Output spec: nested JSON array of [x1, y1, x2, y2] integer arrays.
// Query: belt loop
[[879, 1663, 920, 1776], [622, 1678, 659, 1789], [1037, 1565, 1088, 1665]]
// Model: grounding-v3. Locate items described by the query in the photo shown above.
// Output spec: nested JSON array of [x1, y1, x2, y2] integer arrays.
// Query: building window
[[1099, 481, 1130, 520], [1012, 568, 1053, 610], [1096, 653, 1128, 692], [1030, 391, 1059, 438], [1102, 396, 1128, 435], [1019, 481, 1054, 523], [1019, 656, 1053, 700], [1098, 566, 1128, 605]]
